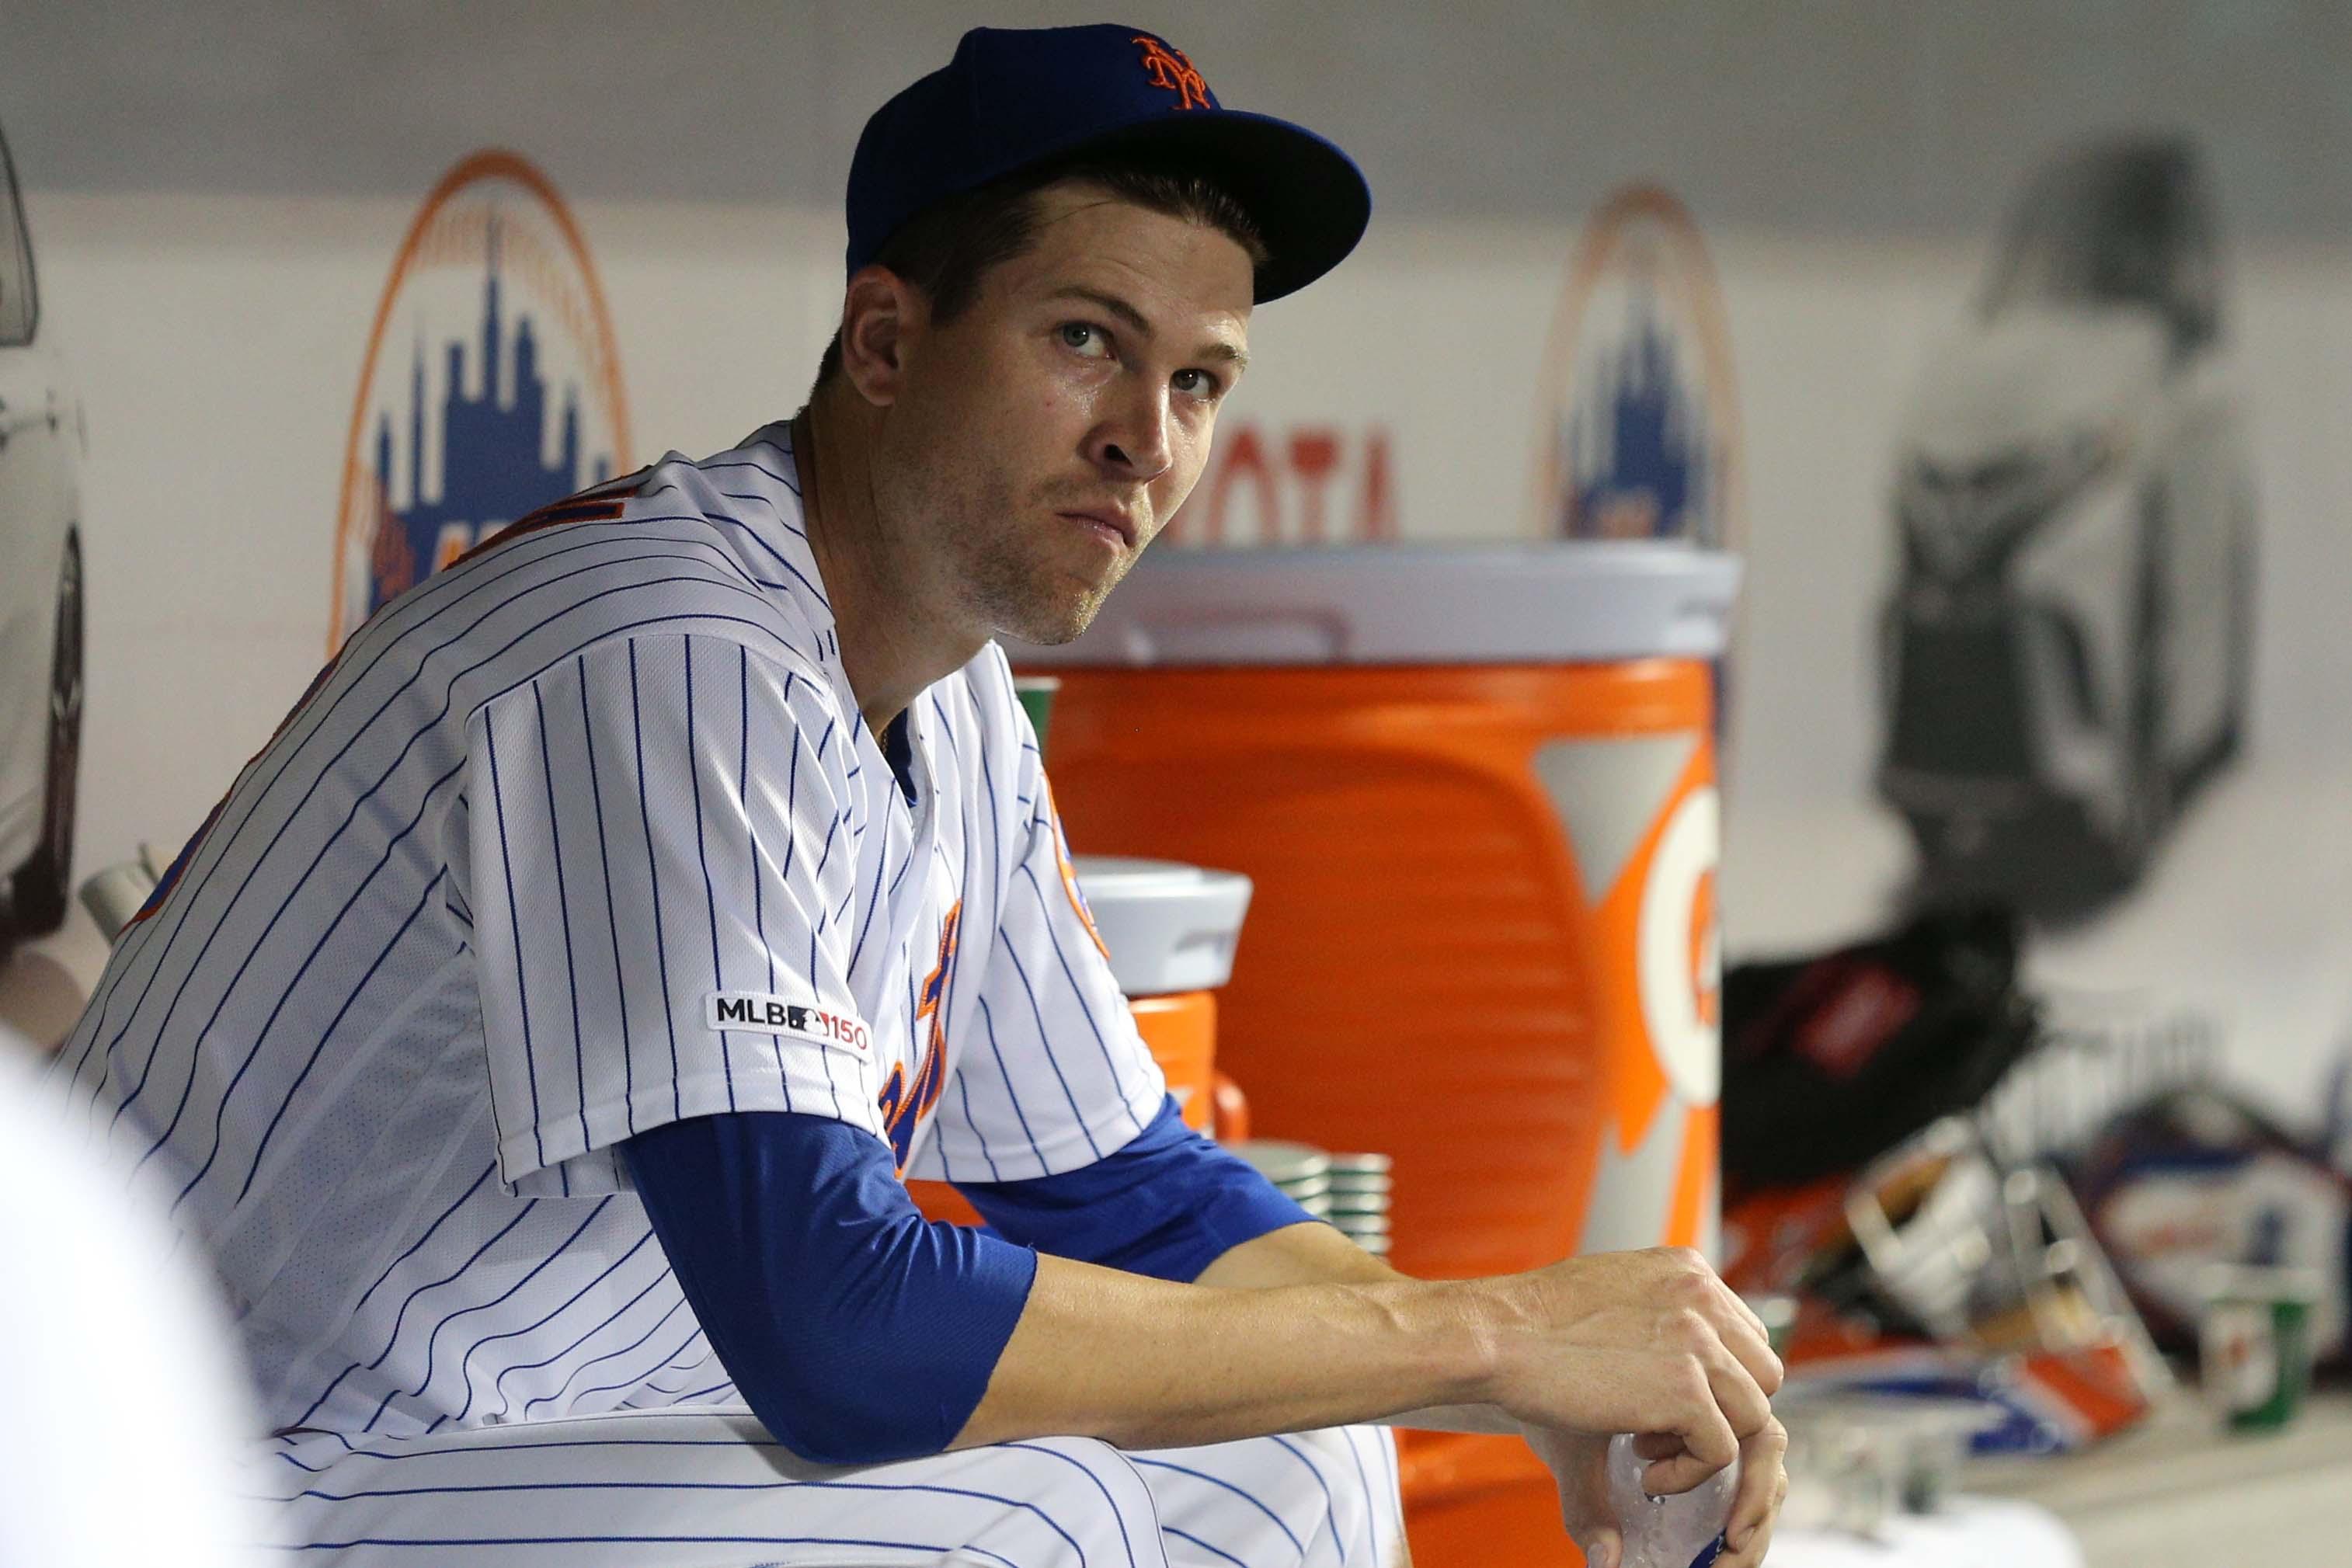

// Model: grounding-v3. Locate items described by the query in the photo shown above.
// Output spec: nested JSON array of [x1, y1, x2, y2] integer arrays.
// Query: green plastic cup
[[2200, 1264, 2325, 1431], [1014, 676, 1061, 758]]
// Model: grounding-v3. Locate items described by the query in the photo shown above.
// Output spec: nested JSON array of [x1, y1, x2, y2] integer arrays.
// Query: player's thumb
[[1574, 1525, 1623, 1568]]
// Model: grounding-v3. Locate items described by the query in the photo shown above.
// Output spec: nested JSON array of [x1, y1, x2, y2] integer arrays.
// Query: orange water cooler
[[1017, 543, 1739, 1566]]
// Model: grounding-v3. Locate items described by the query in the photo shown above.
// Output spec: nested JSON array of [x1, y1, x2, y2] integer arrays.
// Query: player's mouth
[[1056, 508, 1138, 551]]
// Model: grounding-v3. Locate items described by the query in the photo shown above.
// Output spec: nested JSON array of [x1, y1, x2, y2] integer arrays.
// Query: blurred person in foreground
[[1, 1026, 266, 1566], [51, 24, 1782, 1567]]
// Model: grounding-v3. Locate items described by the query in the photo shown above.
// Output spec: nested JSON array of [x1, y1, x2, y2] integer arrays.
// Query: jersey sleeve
[[913, 660, 1166, 1183], [464, 631, 885, 1194]]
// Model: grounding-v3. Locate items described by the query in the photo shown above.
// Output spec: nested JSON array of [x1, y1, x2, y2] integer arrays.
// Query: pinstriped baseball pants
[[263, 1406, 1407, 1567]]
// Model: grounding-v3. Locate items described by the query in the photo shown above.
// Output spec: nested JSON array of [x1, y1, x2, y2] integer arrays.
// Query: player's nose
[[1087, 378, 1174, 485]]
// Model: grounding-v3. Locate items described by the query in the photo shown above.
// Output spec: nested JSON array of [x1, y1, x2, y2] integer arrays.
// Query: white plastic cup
[[1606, 1432, 1738, 1568]]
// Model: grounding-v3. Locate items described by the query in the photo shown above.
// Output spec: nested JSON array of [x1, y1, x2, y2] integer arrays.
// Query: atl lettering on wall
[[329, 151, 631, 651], [1164, 421, 1396, 546]]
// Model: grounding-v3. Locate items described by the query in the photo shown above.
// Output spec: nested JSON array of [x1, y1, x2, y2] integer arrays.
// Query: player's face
[[877, 184, 1254, 645]]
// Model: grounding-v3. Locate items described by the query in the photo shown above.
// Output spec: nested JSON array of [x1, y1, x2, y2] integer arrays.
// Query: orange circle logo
[[329, 151, 630, 652], [1528, 186, 1741, 550]]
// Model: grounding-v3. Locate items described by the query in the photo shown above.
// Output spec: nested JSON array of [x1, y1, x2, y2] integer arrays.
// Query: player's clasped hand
[[1527, 1420, 1788, 1568], [1472, 1246, 1789, 1566]]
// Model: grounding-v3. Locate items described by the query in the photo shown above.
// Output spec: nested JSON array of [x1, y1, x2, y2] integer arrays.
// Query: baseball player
[[57, 23, 1786, 1568]]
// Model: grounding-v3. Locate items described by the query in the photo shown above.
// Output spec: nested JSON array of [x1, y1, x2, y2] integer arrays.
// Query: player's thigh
[[269, 1406, 1171, 1568], [1131, 1426, 1406, 1568]]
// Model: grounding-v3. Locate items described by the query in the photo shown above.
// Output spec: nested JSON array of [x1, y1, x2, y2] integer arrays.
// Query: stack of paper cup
[[1326, 1153, 1393, 1257], [1236, 1140, 1330, 1215], [1237, 1142, 1392, 1257]]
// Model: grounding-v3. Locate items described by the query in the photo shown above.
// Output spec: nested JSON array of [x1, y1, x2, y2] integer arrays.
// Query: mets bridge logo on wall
[[1529, 186, 1740, 550], [329, 150, 631, 651]]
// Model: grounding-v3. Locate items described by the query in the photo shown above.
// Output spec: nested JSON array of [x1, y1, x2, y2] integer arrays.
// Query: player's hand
[[1472, 1246, 1781, 1495], [1718, 1417, 1789, 1567], [1523, 1426, 1623, 1568], [1525, 1419, 1787, 1568]]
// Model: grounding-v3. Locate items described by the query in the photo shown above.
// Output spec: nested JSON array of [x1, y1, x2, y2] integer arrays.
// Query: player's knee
[[990, 1435, 1169, 1568], [1136, 1427, 1399, 1568], [1285, 1426, 1404, 1567]]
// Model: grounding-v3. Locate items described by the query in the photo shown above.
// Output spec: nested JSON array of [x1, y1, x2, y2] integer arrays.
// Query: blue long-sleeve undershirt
[[957, 1095, 1323, 1280], [621, 1095, 1319, 1465]]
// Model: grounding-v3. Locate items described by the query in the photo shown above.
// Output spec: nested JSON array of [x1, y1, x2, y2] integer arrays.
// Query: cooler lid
[[1072, 856, 1253, 995], [1011, 542, 1740, 667]]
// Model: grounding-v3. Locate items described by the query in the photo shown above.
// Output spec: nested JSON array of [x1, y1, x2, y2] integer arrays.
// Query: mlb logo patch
[[705, 993, 872, 1053]]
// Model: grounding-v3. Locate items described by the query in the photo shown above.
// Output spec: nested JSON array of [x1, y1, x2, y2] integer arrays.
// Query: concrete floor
[[1966, 1389, 2352, 1567]]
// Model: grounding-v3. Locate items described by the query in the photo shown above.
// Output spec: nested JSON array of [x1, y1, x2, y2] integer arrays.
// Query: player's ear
[[838, 266, 924, 409]]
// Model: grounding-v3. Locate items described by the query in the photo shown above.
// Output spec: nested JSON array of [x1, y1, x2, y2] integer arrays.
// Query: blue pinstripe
[[291, 1532, 961, 1554], [683, 639, 740, 1111], [1129, 1458, 1304, 1557], [451, 1226, 657, 1422], [361, 1196, 615, 1432], [963, 730, 1044, 1167], [1019, 861, 1149, 1139], [627, 640, 686, 1124], [847, 794, 893, 972], [522, 1296, 693, 1420], [1164, 1526, 1251, 1567], [767, 679, 802, 1111], [576, 654, 638, 1136], [162, 759, 468, 1207], [292, 1475, 1094, 1566], [284, 1432, 787, 1466], [565, 1324, 708, 1411], [994, 940, 1106, 1163], [301, 1198, 544, 1433], [707, 454, 804, 502], [1268, 1435, 1346, 1566], [230, 864, 454, 1207], [532, 680, 593, 1159], [485, 1247, 669, 1422], [972, 995, 1045, 1166], [1001, 1441, 1146, 1568], [955, 1071, 1004, 1181], [288, 1161, 500, 1428], [485, 714, 550, 1176], [1331, 1431, 1383, 1563], [924, 690, 979, 1180], [627, 1347, 721, 1401]]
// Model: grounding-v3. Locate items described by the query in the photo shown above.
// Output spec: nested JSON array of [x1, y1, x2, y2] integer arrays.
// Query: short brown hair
[[812, 155, 1268, 389]]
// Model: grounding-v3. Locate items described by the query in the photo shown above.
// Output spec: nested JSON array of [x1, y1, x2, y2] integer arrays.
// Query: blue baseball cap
[[846, 24, 1371, 303]]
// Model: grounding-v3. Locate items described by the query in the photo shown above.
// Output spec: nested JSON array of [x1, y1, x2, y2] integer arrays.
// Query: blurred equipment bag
[[1722, 903, 2041, 1192], [2072, 1083, 2352, 1365], [1724, 1118, 2166, 1452]]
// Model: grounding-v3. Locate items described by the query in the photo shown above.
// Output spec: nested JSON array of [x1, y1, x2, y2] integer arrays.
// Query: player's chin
[[986, 558, 1130, 646], [997, 583, 1112, 646]]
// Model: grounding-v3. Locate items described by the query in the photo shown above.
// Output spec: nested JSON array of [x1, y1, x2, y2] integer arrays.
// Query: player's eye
[[1172, 367, 1223, 401], [1057, 322, 1112, 359]]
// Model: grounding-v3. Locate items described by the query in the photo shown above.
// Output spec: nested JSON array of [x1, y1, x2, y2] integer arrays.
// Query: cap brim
[[1039, 111, 1372, 303]]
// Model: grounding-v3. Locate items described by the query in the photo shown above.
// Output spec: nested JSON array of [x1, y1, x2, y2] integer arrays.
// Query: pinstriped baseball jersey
[[54, 422, 1164, 1441]]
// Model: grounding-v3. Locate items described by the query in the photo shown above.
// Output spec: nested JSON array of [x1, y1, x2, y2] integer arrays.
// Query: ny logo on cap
[[1133, 34, 1211, 110]]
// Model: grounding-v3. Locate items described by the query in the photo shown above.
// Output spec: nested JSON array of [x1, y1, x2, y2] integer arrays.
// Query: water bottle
[[1606, 1432, 1739, 1568]]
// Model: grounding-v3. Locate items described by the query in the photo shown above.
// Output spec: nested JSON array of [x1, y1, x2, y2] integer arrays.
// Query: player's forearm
[[951, 1252, 1500, 1452], [1190, 1220, 1523, 1438]]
